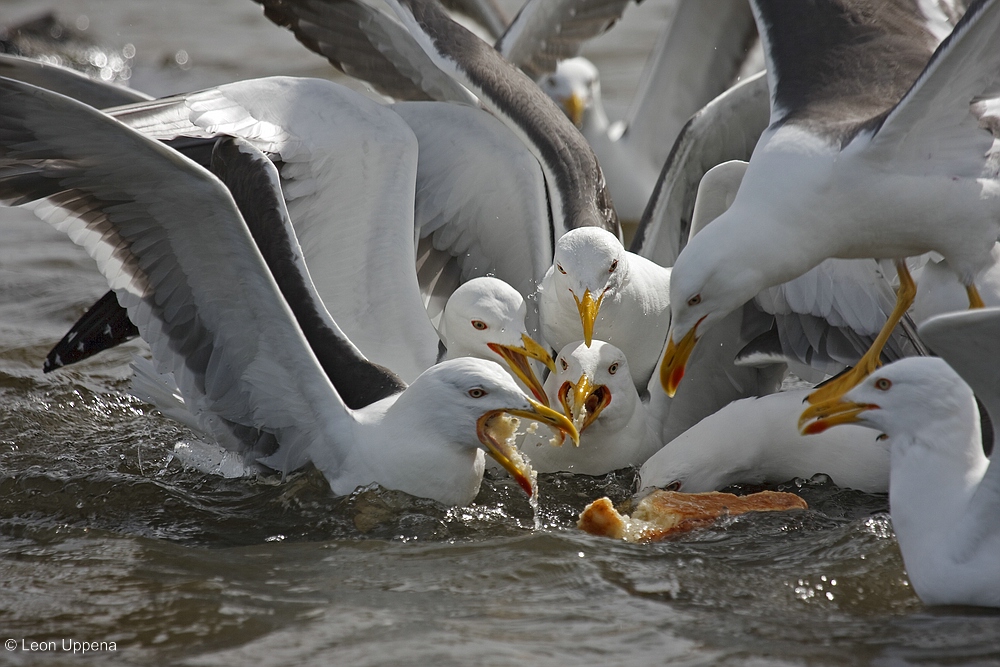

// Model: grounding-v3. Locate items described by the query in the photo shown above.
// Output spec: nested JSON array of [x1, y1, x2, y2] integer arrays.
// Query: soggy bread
[[578, 490, 807, 542]]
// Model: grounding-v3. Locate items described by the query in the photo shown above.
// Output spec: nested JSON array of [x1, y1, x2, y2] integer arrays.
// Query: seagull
[[538, 226, 671, 394], [108, 75, 571, 386], [27, 74, 553, 406], [248, 0, 634, 332], [255, 0, 638, 102], [651, 150, 923, 384], [0, 77, 578, 506], [526, 324, 788, 476], [659, 0, 1000, 416], [639, 389, 889, 495], [523, 340, 661, 475], [802, 306, 1000, 607], [537, 0, 760, 224], [438, 276, 555, 404], [105, 76, 445, 384], [253, 0, 620, 236]]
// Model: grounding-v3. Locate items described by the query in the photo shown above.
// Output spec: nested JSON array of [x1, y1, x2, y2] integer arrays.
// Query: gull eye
[[468, 388, 487, 398], [608, 362, 619, 375], [665, 480, 682, 492], [687, 294, 701, 307], [557, 264, 566, 275], [874, 378, 892, 391], [471, 320, 488, 331], [560, 357, 569, 371], [609, 259, 618, 273]]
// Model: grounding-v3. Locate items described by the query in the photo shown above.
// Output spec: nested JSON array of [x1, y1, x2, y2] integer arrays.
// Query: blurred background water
[[1, 1, 1000, 665]]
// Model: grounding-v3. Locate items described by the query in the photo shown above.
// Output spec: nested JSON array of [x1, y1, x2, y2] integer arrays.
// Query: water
[[2, 1, 1000, 664]]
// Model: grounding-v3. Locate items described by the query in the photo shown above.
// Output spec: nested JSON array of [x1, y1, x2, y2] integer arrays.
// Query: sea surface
[[2, 1, 1000, 665]]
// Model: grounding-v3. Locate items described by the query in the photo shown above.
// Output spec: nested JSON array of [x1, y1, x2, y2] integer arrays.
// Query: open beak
[[557, 374, 612, 433], [799, 398, 878, 435], [488, 334, 554, 407], [659, 318, 703, 397], [563, 93, 585, 128], [477, 400, 581, 496], [572, 289, 604, 347]]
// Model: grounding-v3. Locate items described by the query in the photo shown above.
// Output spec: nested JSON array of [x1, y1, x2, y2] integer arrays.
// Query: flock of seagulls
[[3, 0, 1000, 607]]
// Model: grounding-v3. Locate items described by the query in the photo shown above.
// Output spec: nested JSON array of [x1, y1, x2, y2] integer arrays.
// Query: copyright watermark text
[[5, 638, 117, 654]]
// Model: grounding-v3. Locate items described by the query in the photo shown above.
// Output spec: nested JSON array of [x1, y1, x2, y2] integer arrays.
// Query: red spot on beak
[[669, 365, 685, 392], [803, 421, 829, 435]]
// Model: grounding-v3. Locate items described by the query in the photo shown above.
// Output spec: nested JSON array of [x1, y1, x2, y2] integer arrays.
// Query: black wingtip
[[43, 290, 138, 372]]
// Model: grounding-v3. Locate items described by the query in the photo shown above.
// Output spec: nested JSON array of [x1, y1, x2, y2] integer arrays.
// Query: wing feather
[[859, 0, 1000, 177], [0, 78, 353, 472], [393, 101, 552, 332], [496, 0, 637, 80], [110, 77, 440, 382]]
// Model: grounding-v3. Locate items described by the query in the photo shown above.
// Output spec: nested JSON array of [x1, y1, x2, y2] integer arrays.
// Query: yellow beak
[[477, 400, 579, 497], [659, 319, 702, 397], [519, 333, 557, 372], [564, 93, 585, 128], [800, 398, 878, 436], [488, 334, 555, 407], [573, 289, 604, 347], [506, 398, 580, 447], [558, 373, 613, 433]]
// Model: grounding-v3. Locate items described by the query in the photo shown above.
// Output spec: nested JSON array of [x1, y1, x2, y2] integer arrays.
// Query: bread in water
[[578, 489, 808, 542]]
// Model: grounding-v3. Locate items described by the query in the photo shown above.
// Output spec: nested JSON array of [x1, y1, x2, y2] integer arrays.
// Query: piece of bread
[[578, 490, 808, 542]]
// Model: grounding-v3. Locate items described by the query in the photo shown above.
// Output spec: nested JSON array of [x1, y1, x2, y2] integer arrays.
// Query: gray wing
[[251, 0, 477, 103], [441, 0, 509, 39], [107, 77, 442, 383], [620, 0, 758, 170], [750, 0, 940, 142], [860, 0, 1000, 178], [919, 306, 1000, 454], [496, 0, 637, 80], [0, 53, 151, 108], [208, 137, 407, 408], [393, 100, 552, 334], [44, 137, 408, 407], [754, 259, 924, 375], [0, 78, 357, 473], [389, 0, 619, 235], [630, 71, 770, 264]]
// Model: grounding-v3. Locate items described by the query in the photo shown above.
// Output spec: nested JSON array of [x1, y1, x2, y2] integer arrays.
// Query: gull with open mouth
[[801, 306, 1000, 607], [659, 0, 1000, 420], [0, 77, 578, 505]]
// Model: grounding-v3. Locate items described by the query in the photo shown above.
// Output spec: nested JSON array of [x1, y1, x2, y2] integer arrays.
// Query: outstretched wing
[[252, 0, 477, 103], [393, 101, 552, 334], [496, 0, 637, 80], [620, 0, 758, 171], [751, 0, 939, 141], [858, 0, 1000, 177], [0, 78, 355, 473], [631, 71, 770, 265], [0, 53, 151, 108], [107, 77, 441, 382]]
